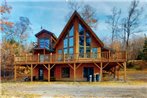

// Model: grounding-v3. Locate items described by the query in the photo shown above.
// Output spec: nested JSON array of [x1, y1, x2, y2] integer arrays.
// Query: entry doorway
[[38, 68, 44, 80], [83, 67, 94, 81]]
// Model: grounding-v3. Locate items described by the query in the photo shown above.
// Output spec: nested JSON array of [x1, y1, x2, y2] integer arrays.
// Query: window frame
[[79, 24, 91, 58], [62, 67, 70, 78]]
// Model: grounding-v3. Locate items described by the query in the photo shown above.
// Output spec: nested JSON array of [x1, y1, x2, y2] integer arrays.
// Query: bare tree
[[122, 0, 143, 51], [66, 1, 98, 29], [106, 7, 121, 48]]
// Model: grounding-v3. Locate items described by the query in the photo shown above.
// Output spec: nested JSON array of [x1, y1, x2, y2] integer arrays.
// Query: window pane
[[64, 48, 68, 54], [79, 24, 84, 35], [86, 47, 91, 58], [69, 47, 73, 54], [86, 47, 91, 53], [39, 38, 49, 48], [92, 48, 97, 58], [79, 36, 84, 46], [58, 49, 62, 54], [62, 67, 70, 78], [64, 39, 68, 48], [79, 47, 84, 58], [69, 26, 74, 37], [92, 48, 97, 53], [86, 37, 91, 46], [86, 32, 90, 37], [69, 37, 74, 47]]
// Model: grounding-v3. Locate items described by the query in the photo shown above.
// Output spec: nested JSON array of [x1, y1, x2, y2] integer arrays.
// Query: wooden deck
[[14, 51, 127, 82], [14, 51, 126, 64]]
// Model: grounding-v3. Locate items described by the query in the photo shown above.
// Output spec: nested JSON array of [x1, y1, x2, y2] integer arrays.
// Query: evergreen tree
[[142, 38, 147, 60]]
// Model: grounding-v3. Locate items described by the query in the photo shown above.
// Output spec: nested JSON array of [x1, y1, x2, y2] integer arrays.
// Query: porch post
[[114, 66, 116, 79], [99, 62, 103, 82], [14, 64, 16, 81], [116, 65, 119, 80], [31, 64, 33, 82], [48, 64, 50, 82], [123, 62, 127, 82], [74, 63, 76, 82]]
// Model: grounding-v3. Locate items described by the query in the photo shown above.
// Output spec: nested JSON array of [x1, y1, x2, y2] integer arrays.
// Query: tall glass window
[[63, 25, 74, 55], [92, 48, 97, 58], [79, 24, 91, 58]]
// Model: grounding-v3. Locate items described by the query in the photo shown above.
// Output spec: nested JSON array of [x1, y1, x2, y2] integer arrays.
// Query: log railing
[[14, 51, 126, 63]]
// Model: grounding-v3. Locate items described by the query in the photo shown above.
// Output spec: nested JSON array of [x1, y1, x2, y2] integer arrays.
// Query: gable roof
[[54, 11, 104, 48], [35, 29, 57, 40]]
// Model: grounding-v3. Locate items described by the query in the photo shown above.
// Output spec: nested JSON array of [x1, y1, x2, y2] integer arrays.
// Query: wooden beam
[[50, 64, 56, 70], [33, 64, 38, 70], [48, 64, 50, 82], [31, 64, 33, 82], [123, 62, 127, 82], [117, 62, 123, 68], [102, 62, 109, 69], [116, 65, 120, 80], [76, 63, 82, 69], [68, 64, 74, 70], [26, 65, 31, 70], [74, 63, 76, 82], [14, 64, 16, 81], [43, 64, 48, 70], [114, 66, 116, 79], [94, 62, 100, 69], [38, 53, 40, 63], [99, 62, 103, 82]]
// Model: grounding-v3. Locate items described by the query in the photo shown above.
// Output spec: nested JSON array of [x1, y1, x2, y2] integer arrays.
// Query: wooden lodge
[[14, 11, 127, 82]]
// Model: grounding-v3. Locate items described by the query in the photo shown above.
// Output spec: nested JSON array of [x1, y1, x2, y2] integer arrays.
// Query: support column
[[48, 64, 50, 82], [74, 63, 76, 82], [123, 62, 127, 82], [14, 64, 16, 81], [31, 64, 33, 82], [116, 65, 119, 80], [99, 62, 103, 82], [114, 66, 116, 79]]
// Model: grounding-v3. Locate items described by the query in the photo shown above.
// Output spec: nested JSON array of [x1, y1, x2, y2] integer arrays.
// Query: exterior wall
[[54, 63, 100, 81], [33, 65, 48, 80]]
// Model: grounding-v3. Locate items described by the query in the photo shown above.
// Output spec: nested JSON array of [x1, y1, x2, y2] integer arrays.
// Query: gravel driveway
[[2, 82, 147, 98]]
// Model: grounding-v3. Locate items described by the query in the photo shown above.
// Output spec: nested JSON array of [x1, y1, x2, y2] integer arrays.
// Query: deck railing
[[14, 51, 126, 63]]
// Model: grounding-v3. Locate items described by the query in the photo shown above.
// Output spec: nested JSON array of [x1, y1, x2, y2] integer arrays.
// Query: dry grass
[[1, 70, 147, 98]]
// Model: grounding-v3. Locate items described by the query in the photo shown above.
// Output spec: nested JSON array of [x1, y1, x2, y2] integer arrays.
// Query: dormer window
[[39, 38, 50, 49]]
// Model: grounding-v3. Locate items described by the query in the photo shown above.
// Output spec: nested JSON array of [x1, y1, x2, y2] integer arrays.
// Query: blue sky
[[4, 0, 147, 43]]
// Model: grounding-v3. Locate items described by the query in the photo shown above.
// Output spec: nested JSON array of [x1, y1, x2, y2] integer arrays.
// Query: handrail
[[14, 51, 126, 63]]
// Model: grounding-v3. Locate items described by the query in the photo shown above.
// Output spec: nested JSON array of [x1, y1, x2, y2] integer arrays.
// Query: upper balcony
[[14, 51, 127, 64]]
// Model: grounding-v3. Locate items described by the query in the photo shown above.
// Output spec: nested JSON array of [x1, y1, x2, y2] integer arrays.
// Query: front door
[[83, 67, 94, 81], [38, 68, 44, 80]]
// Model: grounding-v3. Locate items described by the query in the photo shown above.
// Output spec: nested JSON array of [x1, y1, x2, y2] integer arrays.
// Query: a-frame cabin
[[14, 11, 127, 82]]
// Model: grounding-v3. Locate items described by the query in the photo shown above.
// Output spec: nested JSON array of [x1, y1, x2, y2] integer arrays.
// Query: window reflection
[[69, 26, 74, 37], [79, 36, 84, 46], [63, 25, 74, 55], [64, 39, 68, 48], [69, 48, 73, 54], [79, 23, 92, 58], [69, 37, 73, 47], [86, 37, 91, 46], [64, 48, 68, 54], [39, 38, 49, 49], [92, 48, 97, 58]]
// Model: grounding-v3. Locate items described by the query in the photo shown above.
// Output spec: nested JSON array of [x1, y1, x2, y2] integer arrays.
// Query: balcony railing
[[14, 51, 126, 64]]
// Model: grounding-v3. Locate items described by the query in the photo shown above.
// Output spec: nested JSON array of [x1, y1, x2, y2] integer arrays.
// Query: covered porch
[[14, 61, 127, 82]]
